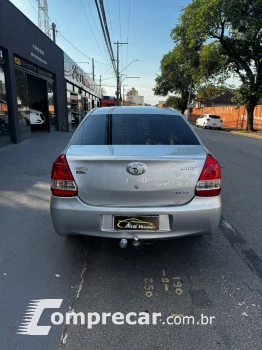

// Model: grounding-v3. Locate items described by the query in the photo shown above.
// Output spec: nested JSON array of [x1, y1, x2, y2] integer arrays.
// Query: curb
[[191, 123, 262, 139], [229, 131, 262, 139]]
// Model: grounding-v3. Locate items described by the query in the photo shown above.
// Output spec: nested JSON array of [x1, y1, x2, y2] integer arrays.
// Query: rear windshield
[[209, 115, 221, 119], [71, 113, 200, 145]]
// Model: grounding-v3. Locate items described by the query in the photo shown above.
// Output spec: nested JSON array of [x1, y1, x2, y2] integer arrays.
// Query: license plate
[[114, 216, 159, 231]]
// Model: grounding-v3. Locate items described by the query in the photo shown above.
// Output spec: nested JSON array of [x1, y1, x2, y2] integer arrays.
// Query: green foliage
[[196, 83, 233, 100], [165, 96, 184, 110], [153, 45, 195, 113], [171, 0, 262, 130]]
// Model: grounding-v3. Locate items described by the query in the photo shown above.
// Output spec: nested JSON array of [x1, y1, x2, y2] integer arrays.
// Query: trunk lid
[[66, 145, 207, 207], [209, 115, 221, 126]]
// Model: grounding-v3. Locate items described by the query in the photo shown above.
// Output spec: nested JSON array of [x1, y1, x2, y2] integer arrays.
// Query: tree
[[171, 0, 262, 131], [196, 83, 234, 100], [153, 46, 194, 114], [165, 96, 185, 110]]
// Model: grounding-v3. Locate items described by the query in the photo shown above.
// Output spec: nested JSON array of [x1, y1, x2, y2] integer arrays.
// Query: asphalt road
[[1, 128, 262, 350]]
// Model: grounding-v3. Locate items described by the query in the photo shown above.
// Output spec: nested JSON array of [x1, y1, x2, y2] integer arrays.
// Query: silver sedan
[[50, 106, 221, 247]]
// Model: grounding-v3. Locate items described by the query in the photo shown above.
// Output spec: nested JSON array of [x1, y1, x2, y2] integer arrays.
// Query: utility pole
[[92, 58, 95, 81], [51, 23, 56, 43], [114, 41, 128, 104], [100, 75, 102, 97]]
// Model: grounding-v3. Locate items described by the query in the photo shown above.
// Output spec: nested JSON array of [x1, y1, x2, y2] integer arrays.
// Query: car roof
[[91, 106, 181, 115]]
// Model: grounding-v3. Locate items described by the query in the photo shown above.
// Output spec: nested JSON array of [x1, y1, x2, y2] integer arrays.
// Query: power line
[[117, 0, 124, 71], [101, 66, 113, 77], [80, 0, 109, 64], [84, 0, 115, 74], [27, 0, 110, 65], [103, 0, 117, 79], [94, 0, 117, 74], [101, 76, 117, 81], [57, 31, 108, 65], [105, 0, 115, 44], [126, 0, 131, 76], [27, 0, 38, 13]]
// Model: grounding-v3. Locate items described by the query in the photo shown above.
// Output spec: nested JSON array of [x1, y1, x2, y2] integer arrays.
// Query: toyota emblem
[[127, 162, 147, 175]]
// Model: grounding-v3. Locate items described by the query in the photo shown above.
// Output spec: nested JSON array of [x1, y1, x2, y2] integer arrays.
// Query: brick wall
[[189, 105, 262, 130]]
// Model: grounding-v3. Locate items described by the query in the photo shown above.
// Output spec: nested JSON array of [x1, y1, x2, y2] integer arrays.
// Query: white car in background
[[196, 114, 223, 130]]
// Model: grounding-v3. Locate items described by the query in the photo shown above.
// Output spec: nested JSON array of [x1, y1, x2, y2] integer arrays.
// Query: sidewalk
[[0, 131, 87, 350], [0, 131, 72, 179], [190, 122, 262, 139]]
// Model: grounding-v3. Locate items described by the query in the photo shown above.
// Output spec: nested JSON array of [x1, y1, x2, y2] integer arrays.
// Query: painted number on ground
[[143, 271, 183, 297], [144, 278, 154, 297]]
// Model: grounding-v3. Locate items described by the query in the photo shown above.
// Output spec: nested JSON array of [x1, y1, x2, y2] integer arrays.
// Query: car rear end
[[205, 115, 222, 129], [50, 107, 221, 240]]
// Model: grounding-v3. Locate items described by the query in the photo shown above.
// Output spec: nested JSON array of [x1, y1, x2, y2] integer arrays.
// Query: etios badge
[[127, 162, 146, 175]]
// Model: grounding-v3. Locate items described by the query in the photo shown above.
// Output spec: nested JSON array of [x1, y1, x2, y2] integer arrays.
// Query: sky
[[10, 0, 191, 105]]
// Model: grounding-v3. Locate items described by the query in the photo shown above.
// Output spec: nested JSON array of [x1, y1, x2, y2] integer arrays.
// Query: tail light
[[206, 118, 210, 121], [195, 154, 221, 196], [51, 154, 78, 197]]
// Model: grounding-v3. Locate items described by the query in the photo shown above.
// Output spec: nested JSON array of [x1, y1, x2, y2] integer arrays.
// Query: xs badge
[[127, 162, 147, 175], [75, 167, 87, 174]]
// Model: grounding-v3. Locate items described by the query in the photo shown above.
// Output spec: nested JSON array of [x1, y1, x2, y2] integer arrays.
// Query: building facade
[[64, 53, 101, 132], [125, 87, 144, 106], [0, 0, 101, 147]]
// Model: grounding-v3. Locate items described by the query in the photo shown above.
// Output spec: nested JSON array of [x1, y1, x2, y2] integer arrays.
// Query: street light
[[121, 76, 140, 84], [120, 59, 139, 74]]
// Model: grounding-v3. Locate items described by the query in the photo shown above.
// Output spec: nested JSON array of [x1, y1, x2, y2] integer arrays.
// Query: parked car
[[196, 114, 222, 129], [19, 108, 46, 125], [50, 106, 222, 248]]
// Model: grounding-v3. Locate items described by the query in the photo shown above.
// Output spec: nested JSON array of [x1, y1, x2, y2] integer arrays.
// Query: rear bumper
[[50, 196, 222, 240], [205, 122, 222, 128]]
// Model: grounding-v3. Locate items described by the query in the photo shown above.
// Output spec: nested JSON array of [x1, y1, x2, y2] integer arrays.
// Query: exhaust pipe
[[132, 236, 141, 249], [119, 238, 128, 249], [119, 237, 141, 249]]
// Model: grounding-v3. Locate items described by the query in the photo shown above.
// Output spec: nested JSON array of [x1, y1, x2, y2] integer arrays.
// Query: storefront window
[[14, 56, 37, 73], [78, 92, 86, 123], [15, 69, 31, 141], [38, 67, 53, 80], [47, 80, 56, 131], [0, 62, 11, 146], [66, 82, 73, 91]]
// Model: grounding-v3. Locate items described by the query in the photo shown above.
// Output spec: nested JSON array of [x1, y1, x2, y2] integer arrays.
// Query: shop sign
[[64, 53, 101, 97], [31, 44, 47, 65]]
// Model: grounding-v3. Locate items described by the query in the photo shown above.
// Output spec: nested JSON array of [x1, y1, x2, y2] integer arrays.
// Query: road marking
[[143, 272, 184, 297]]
